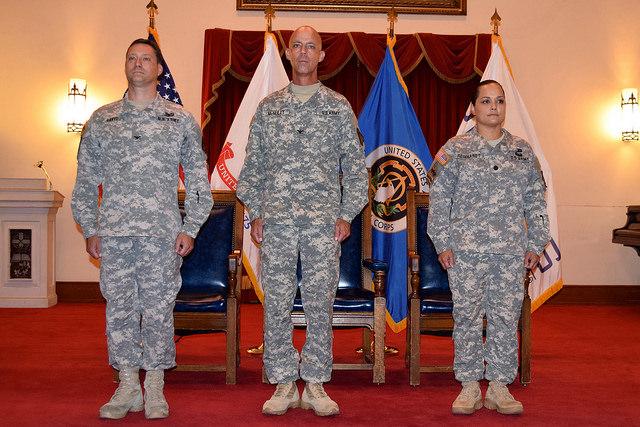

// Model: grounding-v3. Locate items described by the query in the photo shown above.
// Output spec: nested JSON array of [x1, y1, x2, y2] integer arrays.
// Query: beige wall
[[1, 0, 638, 285]]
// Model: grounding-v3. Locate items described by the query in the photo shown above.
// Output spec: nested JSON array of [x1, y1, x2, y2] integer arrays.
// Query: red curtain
[[201, 28, 491, 174]]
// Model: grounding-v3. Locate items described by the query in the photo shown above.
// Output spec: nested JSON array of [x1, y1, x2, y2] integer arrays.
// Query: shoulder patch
[[80, 122, 88, 139], [426, 167, 437, 187], [535, 158, 547, 189], [435, 148, 450, 166], [356, 128, 364, 147]]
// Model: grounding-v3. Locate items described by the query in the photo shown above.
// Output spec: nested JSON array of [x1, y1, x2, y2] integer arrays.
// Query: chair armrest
[[408, 251, 420, 299], [363, 258, 388, 273], [227, 250, 241, 297], [363, 258, 388, 298]]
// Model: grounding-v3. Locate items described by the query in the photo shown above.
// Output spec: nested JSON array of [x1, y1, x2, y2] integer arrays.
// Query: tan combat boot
[[300, 382, 339, 417], [143, 370, 169, 419], [484, 381, 524, 415], [262, 382, 300, 415], [99, 367, 143, 419], [451, 381, 483, 415]]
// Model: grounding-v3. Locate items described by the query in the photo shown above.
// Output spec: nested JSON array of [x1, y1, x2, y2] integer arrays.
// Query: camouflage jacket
[[237, 83, 368, 226], [427, 127, 550, 255], [71, 93, 212, 239]]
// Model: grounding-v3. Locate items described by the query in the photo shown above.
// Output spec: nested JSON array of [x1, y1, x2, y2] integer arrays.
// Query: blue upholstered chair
[[405, 189, 531, 386], [290, 203, 388, 384], [174, 190, 243, 384]]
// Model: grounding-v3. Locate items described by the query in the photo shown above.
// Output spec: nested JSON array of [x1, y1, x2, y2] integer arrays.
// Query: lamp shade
[[67, 78, 87, 133], [621, 88, 639, 141]]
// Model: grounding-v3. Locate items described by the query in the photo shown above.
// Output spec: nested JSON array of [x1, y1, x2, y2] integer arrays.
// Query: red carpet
[[0, 303, 639, 426]]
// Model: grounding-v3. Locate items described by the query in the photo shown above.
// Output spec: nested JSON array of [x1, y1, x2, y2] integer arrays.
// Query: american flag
[[148, 26, 186, 186], [148, 27, 182, 106]]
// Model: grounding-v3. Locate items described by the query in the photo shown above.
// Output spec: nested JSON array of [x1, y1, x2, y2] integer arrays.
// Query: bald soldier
[[237, 26, 368, 417], [71, 38, 212, 420]]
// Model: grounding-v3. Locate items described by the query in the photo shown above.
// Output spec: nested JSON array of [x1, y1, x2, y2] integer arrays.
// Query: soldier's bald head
[[290, 26, 322, 51], [286, 25, 325, 84]]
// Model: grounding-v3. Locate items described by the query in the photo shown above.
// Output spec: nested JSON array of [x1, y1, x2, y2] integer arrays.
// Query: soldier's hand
[[438, 249, 455, 270], [175, 232, 195, 257], [334, 219, 351, 242], [250, 218, 264, 244], [524, 251, 540, 270], [85, 235, 101, 259]]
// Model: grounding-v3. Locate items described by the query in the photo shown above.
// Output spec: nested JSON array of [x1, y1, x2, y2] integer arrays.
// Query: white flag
[[457, 36, 563, 310], [211, 33, 289, 302]]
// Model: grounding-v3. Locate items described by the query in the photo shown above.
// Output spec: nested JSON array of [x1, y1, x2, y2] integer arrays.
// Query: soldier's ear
[[318, 50, 325, 63], [157, 63, 163, 79]]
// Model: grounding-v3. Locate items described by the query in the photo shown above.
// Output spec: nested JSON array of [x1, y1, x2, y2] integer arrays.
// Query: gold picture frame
[[236, 0, 466, 15]]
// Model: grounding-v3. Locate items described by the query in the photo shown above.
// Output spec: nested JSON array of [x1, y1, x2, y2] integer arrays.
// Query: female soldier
[[427, 80, 549, 415]]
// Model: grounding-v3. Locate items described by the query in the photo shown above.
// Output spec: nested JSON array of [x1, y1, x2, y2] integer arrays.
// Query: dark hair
[[470, 79, 504, 104], [126, 38, 165, 65]]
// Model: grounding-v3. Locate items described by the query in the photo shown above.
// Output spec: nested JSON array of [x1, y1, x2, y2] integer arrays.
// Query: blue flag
[[358, 38, 433, 332], [148, 27, 182, 105]]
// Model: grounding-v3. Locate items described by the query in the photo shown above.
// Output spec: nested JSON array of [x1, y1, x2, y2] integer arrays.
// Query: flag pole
[[387, 5, 397, 40], [489, 9, 515, 79], [491, 8, 501, 36], [147, 0, 158, 30], [246, 0, 277, 357], [264, 1, 274, 33]]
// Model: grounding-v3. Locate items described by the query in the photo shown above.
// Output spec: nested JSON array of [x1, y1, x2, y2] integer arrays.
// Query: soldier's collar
[[122, 92, 163, 114], [286, 81, 325, 105]]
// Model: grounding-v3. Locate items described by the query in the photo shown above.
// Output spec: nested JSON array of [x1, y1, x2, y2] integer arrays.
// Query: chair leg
[[362, 328, 372, 364], [225, 297, 238, 385], [409, 298, 421, 386], [405, 316, 411, 368], [372, 296, 386, 384]]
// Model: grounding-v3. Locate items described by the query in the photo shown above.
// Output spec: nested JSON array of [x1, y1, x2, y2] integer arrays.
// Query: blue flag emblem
[[358, 40, 433, 332]]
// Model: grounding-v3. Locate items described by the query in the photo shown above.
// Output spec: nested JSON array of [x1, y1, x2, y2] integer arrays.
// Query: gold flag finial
[[265, 1, 275, 33], [387, 6, 398, 38], [491, 8, 502, 35], [147, 0, 159, 29]]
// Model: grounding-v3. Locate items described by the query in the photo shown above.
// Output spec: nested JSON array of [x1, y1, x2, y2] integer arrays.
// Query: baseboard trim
[[56, 282, 640, 305], [55, 282, 260, 304], [546, 285, 640, 305], [56, 282, 104, 303]]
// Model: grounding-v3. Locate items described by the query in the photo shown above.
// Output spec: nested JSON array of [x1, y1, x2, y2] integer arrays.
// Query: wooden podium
[[0, 178, 64, 307]]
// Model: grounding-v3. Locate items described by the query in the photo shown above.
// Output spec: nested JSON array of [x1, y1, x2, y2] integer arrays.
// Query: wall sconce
[[67, 78, 87, 132], [621, 88, 639, 141]]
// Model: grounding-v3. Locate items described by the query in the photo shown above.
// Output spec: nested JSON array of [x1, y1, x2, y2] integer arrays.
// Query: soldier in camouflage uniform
[[71, 39, 212, 420], [237, 26, 367, 417], [427, 80, 550, 415]]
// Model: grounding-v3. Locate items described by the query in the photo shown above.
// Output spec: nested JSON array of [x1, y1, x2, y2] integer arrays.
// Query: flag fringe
[[386, 311, 407, 333], [242, 255, 264, 303], [531, 278, 563, 312]]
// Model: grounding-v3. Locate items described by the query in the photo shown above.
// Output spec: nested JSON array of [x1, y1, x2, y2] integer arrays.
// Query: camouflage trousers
[[99, 236, 182, 371], [261, 224, 340, 384], [447, 251, 524, 384]]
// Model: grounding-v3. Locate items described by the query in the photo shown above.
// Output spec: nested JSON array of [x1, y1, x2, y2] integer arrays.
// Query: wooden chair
[[289, 203, 388, 384], [405, 189, 531, 386], [173, 190, 243, 384]]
